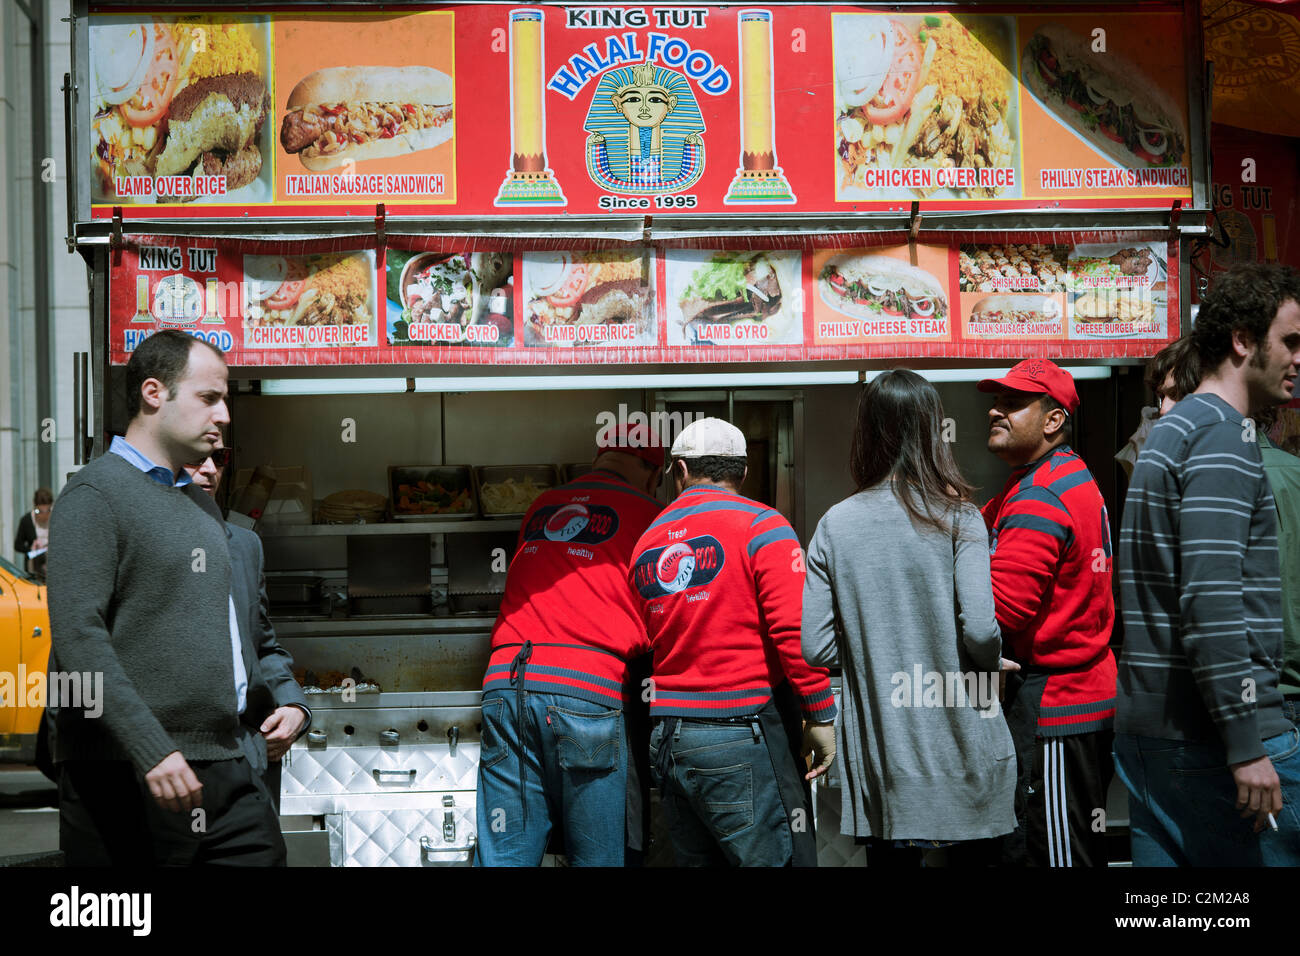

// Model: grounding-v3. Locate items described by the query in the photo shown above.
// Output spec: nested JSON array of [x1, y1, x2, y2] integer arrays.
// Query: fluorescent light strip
[[413, 371, 862, 391], [260, 378, 408, 396], [869, 366, 1113, 383], [258, 366, 1111, 396]]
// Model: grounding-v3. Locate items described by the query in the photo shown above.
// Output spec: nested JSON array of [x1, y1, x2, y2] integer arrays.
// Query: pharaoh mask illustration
[[585, 63, 706, 195]]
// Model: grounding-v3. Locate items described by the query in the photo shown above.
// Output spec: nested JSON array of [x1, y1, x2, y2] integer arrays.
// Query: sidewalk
[[0, 765, 59, 864]]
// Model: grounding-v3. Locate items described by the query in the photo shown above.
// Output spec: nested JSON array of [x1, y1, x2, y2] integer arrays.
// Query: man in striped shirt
[[979, 360, 1117, 867], [1117, 262, 1300, 865], [630, 418, 836, 866]]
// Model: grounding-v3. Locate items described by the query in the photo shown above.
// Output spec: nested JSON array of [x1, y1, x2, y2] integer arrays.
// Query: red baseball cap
[[597, 423, 665, 469], [977, 359, 1079, 415]]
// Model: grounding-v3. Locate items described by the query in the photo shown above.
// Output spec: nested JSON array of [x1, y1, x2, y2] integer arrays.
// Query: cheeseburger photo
[[280, 66, 455, 170]]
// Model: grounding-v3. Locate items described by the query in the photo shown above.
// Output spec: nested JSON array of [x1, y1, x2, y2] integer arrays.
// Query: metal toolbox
[[281, 695, 482, 866], [274, 618, 493, 867]]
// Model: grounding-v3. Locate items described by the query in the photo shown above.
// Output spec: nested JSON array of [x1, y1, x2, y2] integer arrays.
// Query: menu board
[[106, 232, 1178, 365], [83, 4, 1194, 221]]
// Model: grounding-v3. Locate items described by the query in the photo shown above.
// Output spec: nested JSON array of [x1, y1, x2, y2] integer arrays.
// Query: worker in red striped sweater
[[978, 360, 1117, 867], [630, 418, 836, 866], [475, 425, 665, 867]]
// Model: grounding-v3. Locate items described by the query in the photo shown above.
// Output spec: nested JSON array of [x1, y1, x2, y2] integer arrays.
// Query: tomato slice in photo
[[265, 263, 309, 311], [548, 265, 591, 307], [864, 22, 923, 127], [882, 301, 906, 317], [120, 23, 178, 128]]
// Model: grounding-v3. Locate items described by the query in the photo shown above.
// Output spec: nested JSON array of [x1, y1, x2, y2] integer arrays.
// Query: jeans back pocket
[[693, 763, 754, 837], [548, 705, 621, 772]]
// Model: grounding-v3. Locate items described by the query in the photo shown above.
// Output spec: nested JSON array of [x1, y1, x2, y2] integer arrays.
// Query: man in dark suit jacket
[[187, 440, 310, 809]]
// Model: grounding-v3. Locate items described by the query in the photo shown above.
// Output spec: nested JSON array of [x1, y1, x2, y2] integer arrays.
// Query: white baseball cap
[[671, 417, 747, 458]]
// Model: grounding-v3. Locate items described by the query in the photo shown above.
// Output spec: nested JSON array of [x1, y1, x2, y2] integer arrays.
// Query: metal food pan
[[389, 465, 478, 520], [563, 463, 595, 483], [473, 465, 557, 518]]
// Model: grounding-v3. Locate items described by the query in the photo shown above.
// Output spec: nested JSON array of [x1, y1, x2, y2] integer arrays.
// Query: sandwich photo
[[969, 294, 1062, 325], [1073, 288, 1157, 324], [670, 251, 802, 345], [834, 13, 1017, 199], [524, 251, 651, 345], [1022, 23, 1186, 169], [819, 254, 948, 323], [91, 17, 272, 201], [245, 252, 375, 332], [280, 66, 454, 171]]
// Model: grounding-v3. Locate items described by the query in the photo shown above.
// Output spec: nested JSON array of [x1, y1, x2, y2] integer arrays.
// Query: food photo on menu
[[1068, 242, 1169, 338], [817, 253, 950, 337], [522, 251, 655, 348], [243, 251, 377, 348], [666, 251, 803, 347], [385, 251, 514, 347], [1020, 22, 1187, 170], [90, 16, 273, 202], [833, 12, 1019, 200], [278, 67, 454, 171]]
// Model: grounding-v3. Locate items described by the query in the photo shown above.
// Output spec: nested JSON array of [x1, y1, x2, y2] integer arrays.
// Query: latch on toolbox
[[442, 795, 456, 842]]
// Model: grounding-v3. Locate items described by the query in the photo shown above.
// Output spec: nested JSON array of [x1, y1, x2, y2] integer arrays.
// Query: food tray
[[388, 465, 478, 519], [563, 463, 595, 483], [474, 465, 558, 518]]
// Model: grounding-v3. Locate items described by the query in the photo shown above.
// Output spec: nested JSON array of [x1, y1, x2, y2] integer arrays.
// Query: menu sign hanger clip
[[109, 206, 123, 267], [374, 203, 387, 254], [908, 201, 923, 265], [1167, 199, 1182, 241]]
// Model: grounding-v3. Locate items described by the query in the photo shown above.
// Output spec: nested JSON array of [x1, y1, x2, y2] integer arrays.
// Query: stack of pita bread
[[318, 489, 388, 524]]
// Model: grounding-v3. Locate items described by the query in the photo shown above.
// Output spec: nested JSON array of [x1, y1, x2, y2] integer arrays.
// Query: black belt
[[652, 715, 763, 782]]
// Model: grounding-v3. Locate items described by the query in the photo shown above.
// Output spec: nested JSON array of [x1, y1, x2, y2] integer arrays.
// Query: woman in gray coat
[[802, 369, 1017, 865]]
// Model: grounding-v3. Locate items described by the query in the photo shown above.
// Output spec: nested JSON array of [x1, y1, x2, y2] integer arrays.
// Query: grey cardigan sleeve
[[801, 518, 840, 669], [953, 504, 1002, 672]]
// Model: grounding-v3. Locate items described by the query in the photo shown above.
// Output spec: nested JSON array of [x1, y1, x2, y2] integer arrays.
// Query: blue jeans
[[475, 690, 627, 867], [649, 719, 792, 866], [1114, 725, 1300, 866]]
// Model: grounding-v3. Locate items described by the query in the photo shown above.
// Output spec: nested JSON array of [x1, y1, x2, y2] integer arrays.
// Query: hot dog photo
[[271, 12, 457, 201], [90, 15, 273, 203]]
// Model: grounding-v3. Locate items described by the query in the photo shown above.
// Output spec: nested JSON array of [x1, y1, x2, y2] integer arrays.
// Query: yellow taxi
[[0, 555, 51, 759]]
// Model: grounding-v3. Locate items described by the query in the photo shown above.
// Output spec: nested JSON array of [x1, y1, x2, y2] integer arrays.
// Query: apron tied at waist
[[494, 640, 629, 827]]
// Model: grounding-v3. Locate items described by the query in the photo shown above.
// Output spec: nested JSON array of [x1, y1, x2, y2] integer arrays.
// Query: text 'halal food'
[[91, 17, 272, 202]]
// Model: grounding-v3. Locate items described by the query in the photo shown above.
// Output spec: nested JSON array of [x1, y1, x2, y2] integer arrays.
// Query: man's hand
[[998, 657, 1021, 702], [1230, 755, 1283, 833], [261, 706, 307, 762], [802, 721, 836, 781], [144, 751, 203, 813]]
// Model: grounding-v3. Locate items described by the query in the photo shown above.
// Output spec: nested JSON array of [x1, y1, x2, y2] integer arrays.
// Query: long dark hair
[[849, 369, 974, 532]]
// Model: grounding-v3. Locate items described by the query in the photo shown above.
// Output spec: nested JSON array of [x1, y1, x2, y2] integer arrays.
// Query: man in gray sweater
[[1116, 263, 1300, 865], [47, 330, 285, 865]]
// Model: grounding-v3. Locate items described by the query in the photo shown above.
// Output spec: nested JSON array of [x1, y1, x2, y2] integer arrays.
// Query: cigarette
[[1268, 812, 1279, 831]]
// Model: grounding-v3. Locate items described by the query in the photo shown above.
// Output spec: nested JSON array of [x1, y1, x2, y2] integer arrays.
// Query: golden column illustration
[[726, 9, 796, 204], [495, 8, 566, 205]]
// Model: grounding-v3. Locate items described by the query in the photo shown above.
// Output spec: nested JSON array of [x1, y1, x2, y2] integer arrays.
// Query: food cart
[[67, 0, 1209, 865]]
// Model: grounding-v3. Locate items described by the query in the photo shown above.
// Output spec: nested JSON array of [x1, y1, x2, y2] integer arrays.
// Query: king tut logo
[[524, 503, 620, 544], [633, 535, 725, 598], [584, 63, 705, 195]]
